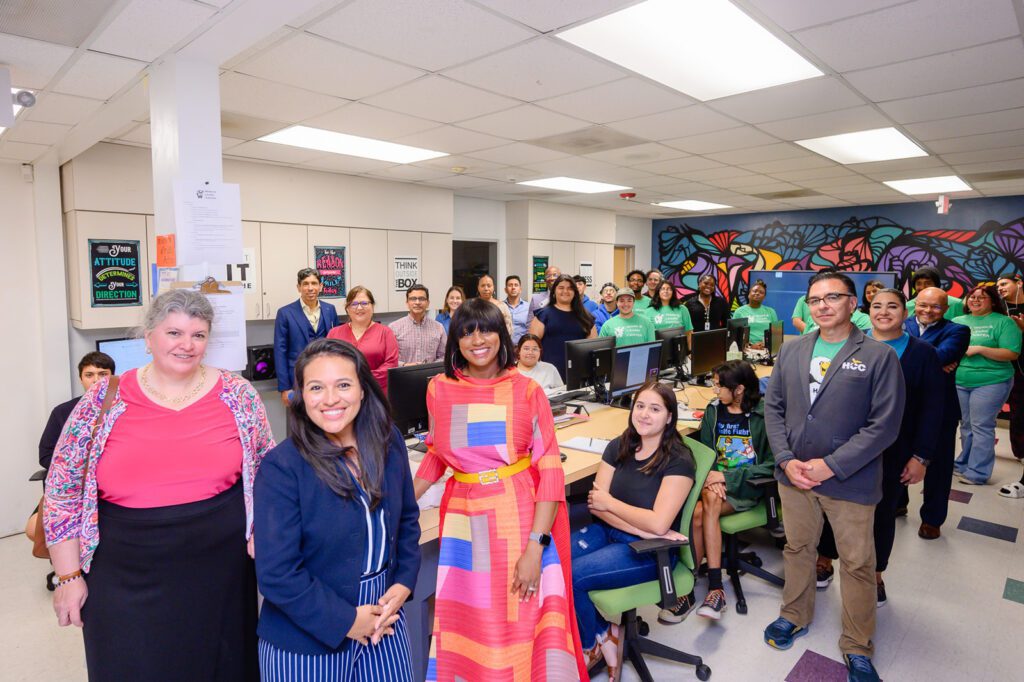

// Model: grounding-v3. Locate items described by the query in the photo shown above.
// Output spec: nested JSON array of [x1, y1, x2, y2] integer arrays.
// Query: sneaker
[[816, 562, 834, 589], [658, 591, 696, 624], [844, 653, 881, 682], [764, 617, 808, 650], [697, 588, 728, 620], [876, 581, 887, 608], [769, 521, 786, 539]]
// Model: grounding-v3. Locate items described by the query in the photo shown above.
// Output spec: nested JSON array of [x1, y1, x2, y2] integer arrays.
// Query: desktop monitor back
[[655, 326, 689, 373], [690, 328, 729, 377], [610, 341, 663, 399], [95, 337, 148, 373], [387, 361, 444, 436], [726, 317, 749, 349], [765, 320, 785, 358], [565, 336, 615, 391]]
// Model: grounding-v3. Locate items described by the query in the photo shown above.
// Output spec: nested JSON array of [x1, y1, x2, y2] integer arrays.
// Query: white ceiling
[[2, 0, 1024, 218]]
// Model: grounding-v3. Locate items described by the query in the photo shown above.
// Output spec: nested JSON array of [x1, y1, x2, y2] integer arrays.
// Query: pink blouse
[[95, 371, 243, 508]]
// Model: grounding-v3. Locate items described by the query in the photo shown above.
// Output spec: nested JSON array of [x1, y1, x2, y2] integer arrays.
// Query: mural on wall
[[657, 214, 1024, 307]]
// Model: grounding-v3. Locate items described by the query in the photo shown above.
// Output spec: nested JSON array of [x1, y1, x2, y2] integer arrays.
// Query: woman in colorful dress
[[413, 298, 587, 681]]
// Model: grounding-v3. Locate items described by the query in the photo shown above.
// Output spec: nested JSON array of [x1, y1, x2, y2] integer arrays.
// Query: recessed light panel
[[796, 127, 927, 165], [259, 125, 448, 164], [654, 200, 732, 211], [883, 176, 970, 195], [517, 177, 631, 194], [557, 0, 821, 101]]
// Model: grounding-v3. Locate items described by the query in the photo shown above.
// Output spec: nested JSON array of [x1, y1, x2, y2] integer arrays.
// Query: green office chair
[[588, 437, 715, 682], [719, 477, 785, 615]]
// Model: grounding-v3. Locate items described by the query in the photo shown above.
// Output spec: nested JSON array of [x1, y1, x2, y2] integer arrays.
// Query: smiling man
[[389, 284, 446, 366], [599, 287, 655, 347], [274, 267, 340, 406]]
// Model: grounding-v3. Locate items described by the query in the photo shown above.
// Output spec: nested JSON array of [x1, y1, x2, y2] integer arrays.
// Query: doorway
[[613, 245, 633, 287], [452, 240, 497, 300]]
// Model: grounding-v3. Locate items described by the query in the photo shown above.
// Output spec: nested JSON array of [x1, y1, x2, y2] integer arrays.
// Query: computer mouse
[[560, 451, 568, 462]]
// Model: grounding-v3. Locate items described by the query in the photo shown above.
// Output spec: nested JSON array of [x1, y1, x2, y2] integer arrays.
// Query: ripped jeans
[[570, 522, 677, 649]]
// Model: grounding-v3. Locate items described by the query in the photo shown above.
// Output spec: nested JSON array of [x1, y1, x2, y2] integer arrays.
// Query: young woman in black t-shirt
[[570, 381, 695, 680]]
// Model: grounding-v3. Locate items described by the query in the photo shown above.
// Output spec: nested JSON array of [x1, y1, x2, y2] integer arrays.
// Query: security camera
[[12, 90, 35, 108]]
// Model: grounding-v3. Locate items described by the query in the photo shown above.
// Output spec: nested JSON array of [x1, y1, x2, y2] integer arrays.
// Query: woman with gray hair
[[44, 288, 274, 681]]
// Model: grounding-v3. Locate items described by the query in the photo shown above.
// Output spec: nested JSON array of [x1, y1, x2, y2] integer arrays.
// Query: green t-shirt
[[643, 304, 693, 331], [633, 296, 651, 311], [803, 309, 871, 334], [952, 313, 1022, 387], [599, 313, 656, 347], [733, 304, 778, 343], [907, 295, 965, 321], [792, 296, 815, 333], [809, 336, 847, 404]]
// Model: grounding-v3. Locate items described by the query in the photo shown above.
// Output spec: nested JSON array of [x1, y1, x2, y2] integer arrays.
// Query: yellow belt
[[452, 456, 531, 485]]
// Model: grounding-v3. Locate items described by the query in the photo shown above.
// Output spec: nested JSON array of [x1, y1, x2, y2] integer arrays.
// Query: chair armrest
[[29, 469, 47, 482], [746, 476, 776, 488], [746, 477, 782, 531], [629, 538, 689, 609]]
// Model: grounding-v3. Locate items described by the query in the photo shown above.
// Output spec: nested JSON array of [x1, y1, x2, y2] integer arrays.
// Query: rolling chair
[[587, 437, 715, 681], [718, 477, 785, 615]]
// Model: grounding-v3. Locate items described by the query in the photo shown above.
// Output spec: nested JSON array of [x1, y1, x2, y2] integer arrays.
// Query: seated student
[[515, 334, 566, 392], [733, 280, 778, 349], [682, 360, 774, 621], [572, 381, 695, 680], [599, 287, 655, 347]]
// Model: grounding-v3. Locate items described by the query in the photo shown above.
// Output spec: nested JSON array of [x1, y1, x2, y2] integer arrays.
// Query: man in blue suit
[[904, 287, 970, 539], [274, 267, 339, 406]]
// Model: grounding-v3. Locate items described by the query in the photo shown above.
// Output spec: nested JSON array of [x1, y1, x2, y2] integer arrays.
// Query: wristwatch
[[529, 532, 552, 547], [911, 455, 930, 466]]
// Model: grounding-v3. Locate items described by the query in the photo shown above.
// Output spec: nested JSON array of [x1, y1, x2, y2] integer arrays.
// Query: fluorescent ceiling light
[[654, 200, 732, 211], [259, 125, 448, 164], [517, 177, 630, 194], [557, 0, 821, 101], [883, 176, 971, 195], [796, 127, 927, 164]]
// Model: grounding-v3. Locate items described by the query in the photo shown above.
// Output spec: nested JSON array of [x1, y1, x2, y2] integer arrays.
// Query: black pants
[[1008, 372, 1024, 460], [920, 415, 959, 527]]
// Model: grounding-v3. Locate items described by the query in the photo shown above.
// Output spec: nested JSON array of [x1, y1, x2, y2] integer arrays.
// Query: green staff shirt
[[733, 304, 778, 343], [633, 296, 651, 312], [599, 313, 656, 347], [792, 296, 815, 332], [952, 313, 1022, 387], [643, 305, 693, 331]]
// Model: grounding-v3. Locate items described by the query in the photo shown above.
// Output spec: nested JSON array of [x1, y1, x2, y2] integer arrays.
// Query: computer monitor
[[95, 337, 148, 373], [765, 320, 785, 363], [565, 336, 616, 393], [655, 326, 689, 375], [690, 328, 729, 378], [609, 341, 663, 399], [387, 361, 444, 437], [727, 317, 750, 349]]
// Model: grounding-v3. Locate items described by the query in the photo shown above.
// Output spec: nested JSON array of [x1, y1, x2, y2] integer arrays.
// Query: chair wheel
[[637, 617, 650, 636], [749, 555, 763, 568], [46, 571, 57, 592], [736, 601, 748, 615], [697, 663, 712, 680]]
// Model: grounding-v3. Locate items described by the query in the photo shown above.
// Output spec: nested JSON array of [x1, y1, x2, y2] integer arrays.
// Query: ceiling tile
[[607, 106, 740, 141], [365, 165, 459, 182], [465, 142, 569, 166], [3, 120, 71, 145], [114, 123, 151, 145], [583, 142, 685, 166], [474, 0, 635, 32], [781, 196, 854, 208], [304, 103, 439, 140], [459, 104, 588, 140], [746, 0, 907, 32], [975, 179, 1024, 193], [757, 106, 892, 141], [219, 72, 346, 122], [393, 125, 510, 154], [799, 175, 879, 189], [845, 155, 950, 175], [236, 32, 423, 100], [741, 155, 841, 174], [768, 166, 854, 182], [844, 39, 1024, 102], [905, 107, 1024, 142], [939, 145, 1024, 166], [443, 37, 624, 102], [537, 77, 694, 124], [793, 0, 1018, 72], [0, 139, 49, 161], [24, 92, 102, 125], [705, 143, 807, 165], [950, 159, 1024, 175], [220, 111, 286, 141], [667, 126, 779, 155], [708, 173, 786, 189], [52, 50, 146, 100], [926, 129, 1024, 154], [0, 34, 75, 89], [221, 137, 245, 151], [421, 174, 494, 189], [682, 167, 756, 182], [878, 79, 1024, 124], [363, 75, 518, 124], [415, 154, 503, 174], [89, 0, 216, 62], [300, 154, 398, 174], [522, 156, 625, 179], [634, 155, 725, 175], [710, 77, 865, 124], [227, 140, 328, 164], [308, 0, 535, 71]]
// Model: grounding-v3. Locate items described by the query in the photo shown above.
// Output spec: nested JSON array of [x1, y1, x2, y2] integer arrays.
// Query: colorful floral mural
[[656, 214, 1024, 307]]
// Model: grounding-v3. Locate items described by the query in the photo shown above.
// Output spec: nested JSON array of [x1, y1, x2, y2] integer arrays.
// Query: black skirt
[[82, 481, 259, 681]]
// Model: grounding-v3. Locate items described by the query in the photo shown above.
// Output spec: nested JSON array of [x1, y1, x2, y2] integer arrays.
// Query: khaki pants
[[778, 484, 876, 657]]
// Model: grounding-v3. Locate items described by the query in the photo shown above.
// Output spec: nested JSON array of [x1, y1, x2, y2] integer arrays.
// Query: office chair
[[718, 477, 785, 615]]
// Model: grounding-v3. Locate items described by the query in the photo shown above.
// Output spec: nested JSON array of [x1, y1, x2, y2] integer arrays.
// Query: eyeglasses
[[806, 293, 854, 307], [916, 303, 944, 311], [407, 296, 428, 303], [348, 301, 372, 309]]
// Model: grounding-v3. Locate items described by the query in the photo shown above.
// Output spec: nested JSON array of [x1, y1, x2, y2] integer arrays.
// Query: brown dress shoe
[[918, 523, 941, 539]]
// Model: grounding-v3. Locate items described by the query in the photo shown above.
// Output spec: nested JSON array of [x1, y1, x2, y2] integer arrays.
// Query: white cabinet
[[551, 241, 574, 275], [421, 232, 453, 315], [349, 228, 389, 312], [239, 221, 263, 320], [260, 222, 308, 320]]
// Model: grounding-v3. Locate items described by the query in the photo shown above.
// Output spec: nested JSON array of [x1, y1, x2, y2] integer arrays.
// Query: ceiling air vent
[[526, 125, 647, 155], [962, 169, 1024, 183], [751, 189, 822, 200]]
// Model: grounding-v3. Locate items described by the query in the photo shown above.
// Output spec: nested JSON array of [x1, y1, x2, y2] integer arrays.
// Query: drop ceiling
[[0, 0, 1023, 218]]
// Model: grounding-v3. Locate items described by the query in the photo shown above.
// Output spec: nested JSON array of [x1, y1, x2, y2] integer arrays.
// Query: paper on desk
[[561, 437, 610, 455]]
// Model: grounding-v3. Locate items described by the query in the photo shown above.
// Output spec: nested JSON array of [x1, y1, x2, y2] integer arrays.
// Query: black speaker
[[246, 344, 275, 382]]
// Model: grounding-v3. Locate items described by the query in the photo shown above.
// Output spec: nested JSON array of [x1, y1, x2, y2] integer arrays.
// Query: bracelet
[[56, 574, 82, 588], [57, 569, 82, 582]]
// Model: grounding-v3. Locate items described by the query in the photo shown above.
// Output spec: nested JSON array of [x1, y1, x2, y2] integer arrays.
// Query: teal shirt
[[643, 304, 693, 331], [599, 313, 656, 347], [809, 336, 848, 404], [633, 296, 651, 312], [792, 296, 814, 332], [907, 295, 965, 321], [733, 304, 778, 343], [952, 313, 1022, 387]]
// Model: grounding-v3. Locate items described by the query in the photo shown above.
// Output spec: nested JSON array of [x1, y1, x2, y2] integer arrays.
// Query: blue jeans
[[955, 379, 1013, 483], [570, 523, 676, 649]]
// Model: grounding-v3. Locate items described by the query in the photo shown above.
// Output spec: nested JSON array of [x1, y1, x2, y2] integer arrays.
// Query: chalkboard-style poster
[[89, 239, 142, 307], [532, 255, 549, 293], [314, 245, 346, 298]]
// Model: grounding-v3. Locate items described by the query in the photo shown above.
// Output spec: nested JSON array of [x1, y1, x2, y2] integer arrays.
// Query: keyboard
[[547, 389, 590, 405]]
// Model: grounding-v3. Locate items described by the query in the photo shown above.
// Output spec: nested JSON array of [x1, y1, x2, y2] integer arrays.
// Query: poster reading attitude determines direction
[[314, 246, 346, 298], [89, 239, 142, 307]]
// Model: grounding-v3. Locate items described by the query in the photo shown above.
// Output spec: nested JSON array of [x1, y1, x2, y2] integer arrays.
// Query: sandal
[[601, 625, 622, 681], [998, 481, 1024, 498], [583, 641, 604, 671]]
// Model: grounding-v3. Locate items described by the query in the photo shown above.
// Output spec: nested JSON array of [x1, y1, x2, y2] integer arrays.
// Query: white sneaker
[[998, 481, 1024, 498]]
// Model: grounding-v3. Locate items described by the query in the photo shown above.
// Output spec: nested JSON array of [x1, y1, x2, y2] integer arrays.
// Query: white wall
[[616, 214, 653, 270], [0, 162, 48, 534], [453, 196, 507, 286]]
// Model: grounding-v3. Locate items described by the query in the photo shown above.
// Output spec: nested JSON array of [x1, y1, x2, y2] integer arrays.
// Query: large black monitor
[[610, 341, 663, 399], [690, 328, 729, 378], [388, 361, 444, 438], [565, 336, 615, 393], [765, 320, 785, 364], [655, 326, 689, 375], [727, 317, 750, 349], [95, 337, 148, 373]]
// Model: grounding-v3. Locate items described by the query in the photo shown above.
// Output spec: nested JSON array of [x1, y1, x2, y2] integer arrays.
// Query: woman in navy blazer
[[274, 268, 340, 406], [255, 338, 420, 681]]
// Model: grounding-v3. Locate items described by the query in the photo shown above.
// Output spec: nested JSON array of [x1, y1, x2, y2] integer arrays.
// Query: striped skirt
[[258, 569, 413, 682]]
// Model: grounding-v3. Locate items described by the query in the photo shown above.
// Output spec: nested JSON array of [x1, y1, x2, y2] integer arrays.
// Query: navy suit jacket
[[885, 335, 943, 467], [904, 317, 970, 419], [274, 300, 339, 392], [254, 426, 421, 655]]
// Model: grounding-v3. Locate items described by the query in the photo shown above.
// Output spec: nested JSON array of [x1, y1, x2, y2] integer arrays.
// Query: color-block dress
[[415, 369, 587, 681]]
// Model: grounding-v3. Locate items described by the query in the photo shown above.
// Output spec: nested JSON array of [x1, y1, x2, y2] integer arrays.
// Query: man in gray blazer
[[762, 271, 905, 682]]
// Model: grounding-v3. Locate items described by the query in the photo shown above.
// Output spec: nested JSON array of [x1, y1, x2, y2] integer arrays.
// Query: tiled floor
[[4, 429, 1024, 681]]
